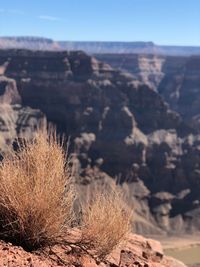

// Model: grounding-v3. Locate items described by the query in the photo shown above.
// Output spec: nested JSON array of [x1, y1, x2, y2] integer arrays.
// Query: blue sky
[[0, 0, 200, 45]]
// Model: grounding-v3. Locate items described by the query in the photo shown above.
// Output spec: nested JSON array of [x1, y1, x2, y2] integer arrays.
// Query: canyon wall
[[95, 54, 200, 132], [0, 49, 199, 235], [0, 75, 46, 155]]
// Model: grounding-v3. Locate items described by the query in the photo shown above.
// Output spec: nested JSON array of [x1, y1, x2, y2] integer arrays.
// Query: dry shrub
[[80, 186, 132, 259], [0, 130, 75, 250]]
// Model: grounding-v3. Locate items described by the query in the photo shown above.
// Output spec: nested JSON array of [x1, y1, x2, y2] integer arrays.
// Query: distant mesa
[[1, 36, 200, 56]]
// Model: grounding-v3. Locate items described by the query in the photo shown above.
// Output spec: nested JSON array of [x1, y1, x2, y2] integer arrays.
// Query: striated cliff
[[96, 53, 200, 132], [0, 75, 46, 155], [0, 49, 199, 235]]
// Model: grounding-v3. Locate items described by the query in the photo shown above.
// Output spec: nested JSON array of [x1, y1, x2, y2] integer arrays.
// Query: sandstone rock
[[0, 74, 46, 154], [96, 53, 200, 133], [0, 232, 186, 267], [0, 76, 21, 104]]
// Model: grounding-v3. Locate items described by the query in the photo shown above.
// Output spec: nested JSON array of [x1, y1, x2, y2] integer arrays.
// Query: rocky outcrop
[[174, 57, 200, 130], [95, 54, 166, 90], [0, 75, 46, 154], [0, 232, 186, 267], [96, 53, 200, 133]]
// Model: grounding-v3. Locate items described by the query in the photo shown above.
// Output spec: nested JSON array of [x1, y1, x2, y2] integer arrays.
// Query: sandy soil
[[149, 235, 200, 266], [148, 234, 200, 250]]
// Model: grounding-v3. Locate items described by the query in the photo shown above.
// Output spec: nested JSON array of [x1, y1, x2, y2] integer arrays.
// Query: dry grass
[[0, 129, 132, 257], [80, 186, 132, 259], [0, 130, 75, 250]]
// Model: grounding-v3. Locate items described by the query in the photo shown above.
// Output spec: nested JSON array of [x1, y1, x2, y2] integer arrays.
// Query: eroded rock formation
[[0, 49, 199, 235], [0, 75, 46, 155], [95, 53, 200, 133]]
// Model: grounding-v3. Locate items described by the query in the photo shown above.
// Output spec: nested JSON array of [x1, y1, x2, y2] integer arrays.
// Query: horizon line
[[0, 35, 200, 48]]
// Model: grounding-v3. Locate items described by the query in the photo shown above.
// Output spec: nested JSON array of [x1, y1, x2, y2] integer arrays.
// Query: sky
[[0, 0, 200, 46]]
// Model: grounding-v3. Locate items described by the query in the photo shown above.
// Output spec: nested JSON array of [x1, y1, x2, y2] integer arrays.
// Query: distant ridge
[[1, 36, 200, 56], [0, 37, 60, 51]]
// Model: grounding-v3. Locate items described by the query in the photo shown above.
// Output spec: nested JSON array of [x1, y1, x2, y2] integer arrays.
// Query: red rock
[[0, 232, 186, 267]]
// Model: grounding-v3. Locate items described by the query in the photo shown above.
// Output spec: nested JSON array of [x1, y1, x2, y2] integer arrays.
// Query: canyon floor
[[155, 234, 200, 266]]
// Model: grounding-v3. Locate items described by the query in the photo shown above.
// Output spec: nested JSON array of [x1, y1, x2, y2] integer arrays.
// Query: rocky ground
[[0, 230, 186, 267]]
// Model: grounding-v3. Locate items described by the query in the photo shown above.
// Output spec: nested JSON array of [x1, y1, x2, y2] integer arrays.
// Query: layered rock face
[[95, 54, 166, 90], [0, 75, 46, 155], [0, 49, 199, 235], [96, 54, 200, 132], [0, 37, 60, 50]]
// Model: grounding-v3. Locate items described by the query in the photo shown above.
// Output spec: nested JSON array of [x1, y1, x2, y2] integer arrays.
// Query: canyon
[[0, 47, 199, 238], [95, 53, 200, 132]]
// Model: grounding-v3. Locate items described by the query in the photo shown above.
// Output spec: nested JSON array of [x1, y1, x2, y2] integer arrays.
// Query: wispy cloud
[[0, 9, 24, 15], [8, 9, 24, 15], [39, 15, 64, 22]]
